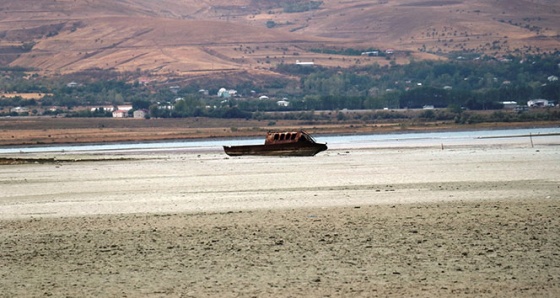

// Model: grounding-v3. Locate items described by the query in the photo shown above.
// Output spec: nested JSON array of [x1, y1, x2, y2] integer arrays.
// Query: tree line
[[0, 53, 559, 119]]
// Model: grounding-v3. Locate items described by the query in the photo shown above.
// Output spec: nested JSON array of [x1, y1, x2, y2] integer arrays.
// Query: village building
[[295, 60, 314, 65], [117, 105, 133, 111], [277, 100, 289, 107], [527, 99, 550, 107], [361, 51, 379, 56], [112, 110, 128, 118], [10, 107, 29, 113], [133, 109, 148, 119], [90, 106, 114, 112], [501, 101, 518, 109], [217, 88, 237, 98]]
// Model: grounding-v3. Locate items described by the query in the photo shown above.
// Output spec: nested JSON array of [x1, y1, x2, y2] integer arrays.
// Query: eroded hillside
[[0, 0, 558, 82]]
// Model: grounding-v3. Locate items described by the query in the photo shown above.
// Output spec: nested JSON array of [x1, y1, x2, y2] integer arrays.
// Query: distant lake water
[[1, 127, 559, 154]]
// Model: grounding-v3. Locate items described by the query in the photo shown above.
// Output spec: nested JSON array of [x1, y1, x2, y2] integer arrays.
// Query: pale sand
[[1, 140, 559, 297]]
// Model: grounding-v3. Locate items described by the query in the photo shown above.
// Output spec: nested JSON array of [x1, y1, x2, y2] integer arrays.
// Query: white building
[[277, 100, 289, 107], [90, 106, 114, 112], [361, 51, 379, 56], [112, 110, 128, 118], [527, 99, 549, 107], [501, 101, 518, 109], [296, 60, 314, 65], [217, 88, 229, 98], [217, 88, 237, 98], [133, 110, 148, 119], [10, 107, 29, 113], [117, 105, 133, 112]]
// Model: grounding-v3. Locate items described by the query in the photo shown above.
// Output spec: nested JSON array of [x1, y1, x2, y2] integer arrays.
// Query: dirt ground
[[1, 139, 559, 297]]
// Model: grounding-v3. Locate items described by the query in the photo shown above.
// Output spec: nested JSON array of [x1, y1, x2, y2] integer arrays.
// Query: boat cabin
[[264, 131, 316, 145]]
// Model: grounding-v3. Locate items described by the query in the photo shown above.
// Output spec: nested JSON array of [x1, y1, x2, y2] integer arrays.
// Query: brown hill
[[1, 0, 558, 82]]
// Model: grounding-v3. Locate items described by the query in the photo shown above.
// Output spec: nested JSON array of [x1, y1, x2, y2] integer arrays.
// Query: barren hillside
[[0, 0, 558, 82]]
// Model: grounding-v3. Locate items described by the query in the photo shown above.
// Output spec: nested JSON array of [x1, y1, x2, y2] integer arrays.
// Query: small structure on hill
[[218, 88, 237, 98], [296, 60, 314, 65], [277, 99, 289, 107]]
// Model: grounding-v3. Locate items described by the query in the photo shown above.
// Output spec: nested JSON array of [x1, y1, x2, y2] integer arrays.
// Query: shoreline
[[1, 117, 558, 147]]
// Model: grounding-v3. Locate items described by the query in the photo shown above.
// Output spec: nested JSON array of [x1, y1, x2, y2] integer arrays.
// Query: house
[[112, 110, 128, 118], [258, 95, 269, 100], [361, 51, 379, 56], [117, 105, 133, 111], [296, 60, 314, 65], [501, 101, 518, 109], [10, 107, 29, 113], [277, 100, 289, 107], [90, 106, 114, 112], [527, 99, 549, 108], [133, 109, 148, 119], [217, 88, 237, 98]]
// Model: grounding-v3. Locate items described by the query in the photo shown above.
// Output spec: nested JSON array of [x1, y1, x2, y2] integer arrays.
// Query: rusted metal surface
[[224, 130, 327, 157], [264, 131, 313, 145]]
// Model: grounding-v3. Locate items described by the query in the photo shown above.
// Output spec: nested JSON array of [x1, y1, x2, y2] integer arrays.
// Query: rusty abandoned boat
[[223, 130, 327, 156]]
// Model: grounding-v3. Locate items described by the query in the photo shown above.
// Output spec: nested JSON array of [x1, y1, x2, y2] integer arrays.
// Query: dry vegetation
[[0, 0, 558, 82]]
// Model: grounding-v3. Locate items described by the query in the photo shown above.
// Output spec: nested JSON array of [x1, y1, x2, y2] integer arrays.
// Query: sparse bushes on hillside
[[282, 1, 323, 13]]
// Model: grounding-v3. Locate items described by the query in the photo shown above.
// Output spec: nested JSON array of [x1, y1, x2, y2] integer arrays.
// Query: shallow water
[[1, 127, 559, 154]]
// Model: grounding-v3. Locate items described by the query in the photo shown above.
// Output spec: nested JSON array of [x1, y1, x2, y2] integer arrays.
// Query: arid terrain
[[0, 130, 559, 297], [1, 0, 559, 82]]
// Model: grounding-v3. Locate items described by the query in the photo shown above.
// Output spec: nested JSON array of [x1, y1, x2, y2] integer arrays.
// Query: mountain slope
[[0, 0, 558, 81]]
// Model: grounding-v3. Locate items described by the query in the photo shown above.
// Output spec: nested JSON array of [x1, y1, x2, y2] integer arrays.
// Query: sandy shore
[[1, 139, 559, 297]]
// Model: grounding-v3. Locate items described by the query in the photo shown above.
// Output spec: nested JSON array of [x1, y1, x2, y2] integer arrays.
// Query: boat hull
[[223, 142, 327, 157]]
